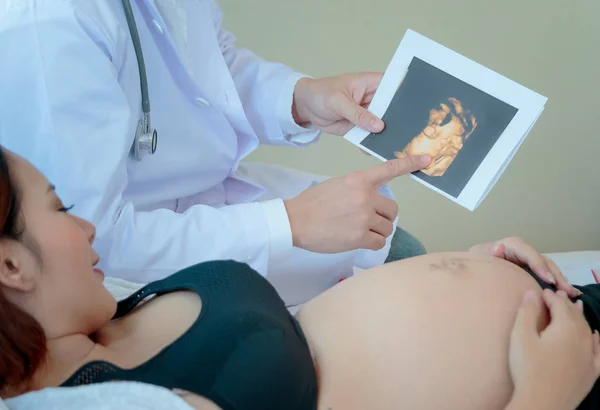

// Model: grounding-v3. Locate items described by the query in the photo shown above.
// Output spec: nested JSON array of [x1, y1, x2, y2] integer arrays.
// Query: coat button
[[194, 97, 210, 107]]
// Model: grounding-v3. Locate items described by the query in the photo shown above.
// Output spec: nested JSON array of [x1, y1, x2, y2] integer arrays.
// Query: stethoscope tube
[[122, 0, 150, 115], [122, 0, 157, 160]]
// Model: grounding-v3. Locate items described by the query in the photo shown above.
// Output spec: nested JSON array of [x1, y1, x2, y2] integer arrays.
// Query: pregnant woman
[[0, 147, 598, 410]]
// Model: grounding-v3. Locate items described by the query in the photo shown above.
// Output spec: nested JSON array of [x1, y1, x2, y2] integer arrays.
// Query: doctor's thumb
[[339, 98, 383, 133]]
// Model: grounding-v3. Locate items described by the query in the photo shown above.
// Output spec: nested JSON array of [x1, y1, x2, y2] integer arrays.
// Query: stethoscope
[[122, 0, 157, 161]]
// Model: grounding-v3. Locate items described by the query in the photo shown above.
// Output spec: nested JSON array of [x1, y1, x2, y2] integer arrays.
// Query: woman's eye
[[59, 204, 75, 213]]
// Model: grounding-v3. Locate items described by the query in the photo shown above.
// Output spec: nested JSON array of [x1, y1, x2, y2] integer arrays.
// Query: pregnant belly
[[297, 252, 547, 410]]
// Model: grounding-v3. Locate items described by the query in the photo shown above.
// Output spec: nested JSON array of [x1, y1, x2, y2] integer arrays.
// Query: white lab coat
[[0, 0, 395, 306]]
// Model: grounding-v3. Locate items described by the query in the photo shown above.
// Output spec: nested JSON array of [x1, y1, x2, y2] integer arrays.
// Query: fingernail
[[420, 155, 431, 164], [577, 299, 584, 312], [371, 118, 384, 131], [547, 273, 556, 285], [575, 288, 583, 296]]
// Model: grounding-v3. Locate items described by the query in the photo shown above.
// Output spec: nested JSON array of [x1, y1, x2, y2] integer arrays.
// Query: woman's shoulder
[[174, 259, 260, 277], [115, 260, 267, 312], [147, 259, 265, 293], [112, 260, 261, 319]]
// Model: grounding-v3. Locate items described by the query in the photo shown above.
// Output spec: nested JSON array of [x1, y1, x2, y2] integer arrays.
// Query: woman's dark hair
[[0, 149, 47, 393]]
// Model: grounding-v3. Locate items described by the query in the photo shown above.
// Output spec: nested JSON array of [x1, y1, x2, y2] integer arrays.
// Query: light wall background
[[219, 0, 600, 253]]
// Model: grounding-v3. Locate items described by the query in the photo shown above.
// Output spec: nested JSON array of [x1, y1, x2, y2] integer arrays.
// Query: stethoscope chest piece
[[134, 113, 158, 161]]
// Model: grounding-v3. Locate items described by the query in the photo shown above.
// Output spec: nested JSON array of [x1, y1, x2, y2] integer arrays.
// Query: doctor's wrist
[[291, 77, 315, 128], [283, 198, 307, 249]]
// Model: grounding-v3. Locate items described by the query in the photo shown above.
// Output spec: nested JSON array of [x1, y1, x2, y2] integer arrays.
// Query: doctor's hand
[[292, 73, 385, 136], [468, 237, 579, 298], [506, 290, 600, 410], [283, 154, 431, 254]]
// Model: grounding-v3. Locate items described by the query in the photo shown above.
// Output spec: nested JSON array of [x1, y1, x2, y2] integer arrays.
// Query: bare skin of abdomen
[[297, 251, 549, 410]]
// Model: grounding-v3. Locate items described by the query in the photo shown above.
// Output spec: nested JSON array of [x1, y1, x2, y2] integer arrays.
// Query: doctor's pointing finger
[[0, 0, 427, 307], [284, 155, 432, 254]]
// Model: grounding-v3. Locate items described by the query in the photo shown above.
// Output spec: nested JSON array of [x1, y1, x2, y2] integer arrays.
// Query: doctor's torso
[[123, 1, 263, 207], [120, 0, 265, 210], [61, 1, 263, 210]]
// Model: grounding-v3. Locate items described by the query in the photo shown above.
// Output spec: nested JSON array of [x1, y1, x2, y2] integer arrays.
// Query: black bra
[[60, 260, 318, 410]]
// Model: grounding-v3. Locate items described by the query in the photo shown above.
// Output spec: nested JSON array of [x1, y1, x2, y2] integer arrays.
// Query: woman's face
[[1, 152, 116, 337]]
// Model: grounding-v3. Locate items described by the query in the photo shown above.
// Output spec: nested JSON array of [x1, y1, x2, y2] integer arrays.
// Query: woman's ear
[[0, 242, 36, 292]]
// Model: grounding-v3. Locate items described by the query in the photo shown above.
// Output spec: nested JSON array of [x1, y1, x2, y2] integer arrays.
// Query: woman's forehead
[[7, 152, 48, 192]]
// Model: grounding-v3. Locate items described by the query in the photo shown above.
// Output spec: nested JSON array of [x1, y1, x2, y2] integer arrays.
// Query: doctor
[[0, 0, 427, 306]]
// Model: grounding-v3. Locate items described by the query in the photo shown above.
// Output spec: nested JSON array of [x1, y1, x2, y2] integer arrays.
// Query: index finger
[[505, 241, 554, 282], [361, 155, 431, 187], [544, 256, 579, 297], [542, 289, 579, 323], [502, 241, 577, 297], [355, 71, 384, 92]]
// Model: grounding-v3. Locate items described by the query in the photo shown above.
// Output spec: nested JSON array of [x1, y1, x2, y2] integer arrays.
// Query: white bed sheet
[[544, 251, 600, 286]]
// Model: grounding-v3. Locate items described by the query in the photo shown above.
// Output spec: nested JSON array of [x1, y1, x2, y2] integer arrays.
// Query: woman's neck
[[29, 333, 101, 392], [0, 333, 101, 398]]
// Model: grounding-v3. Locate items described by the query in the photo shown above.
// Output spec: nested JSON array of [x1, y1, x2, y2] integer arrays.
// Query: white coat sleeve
[[0, 2, 287, 281], [208, 1, 321, 147]]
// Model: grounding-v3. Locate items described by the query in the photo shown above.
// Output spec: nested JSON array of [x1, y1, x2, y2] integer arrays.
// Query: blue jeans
[[385, 227, 427, 262]]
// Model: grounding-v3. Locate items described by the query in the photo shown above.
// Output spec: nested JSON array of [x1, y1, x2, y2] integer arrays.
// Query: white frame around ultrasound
[[343, 29, 548, 211]]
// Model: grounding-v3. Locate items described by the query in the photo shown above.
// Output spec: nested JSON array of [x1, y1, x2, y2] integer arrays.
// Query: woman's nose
[[76, 216, 96, 243]]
